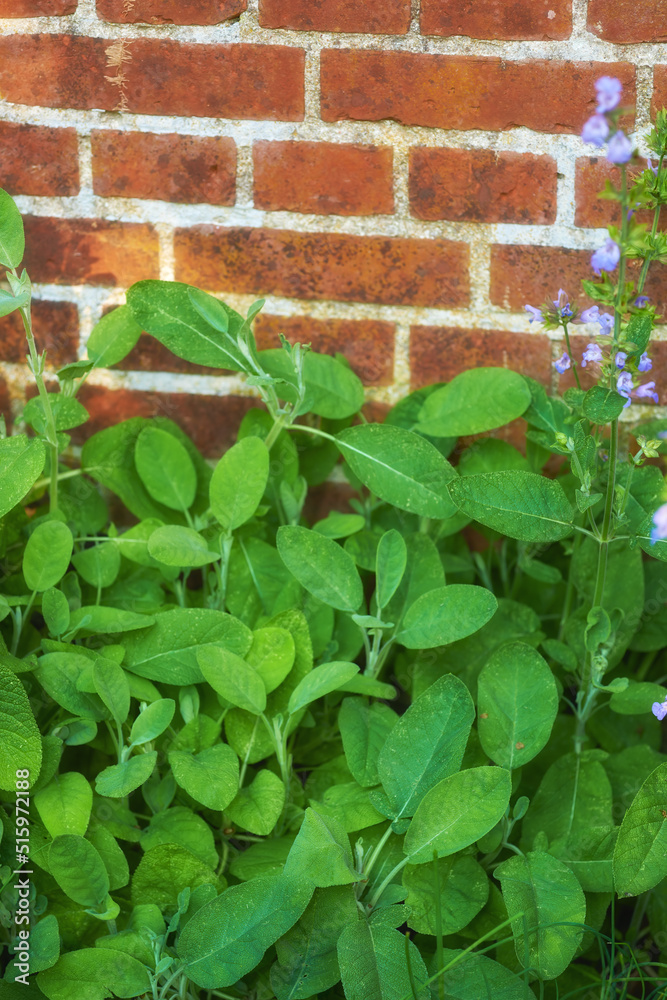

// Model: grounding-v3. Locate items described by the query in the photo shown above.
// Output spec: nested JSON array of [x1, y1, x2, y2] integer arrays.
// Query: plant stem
[[363, 824, 394, 884], [562, 323, 581, 389], [638, 154, 664, 294]]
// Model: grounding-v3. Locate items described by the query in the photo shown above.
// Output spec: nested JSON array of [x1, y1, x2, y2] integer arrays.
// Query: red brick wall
[[0, 1, 665, 451]]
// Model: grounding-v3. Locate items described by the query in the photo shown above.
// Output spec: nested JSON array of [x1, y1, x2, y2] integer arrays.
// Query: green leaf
[[198, 646, 267, 714], [93, 658, 130, 724], [613, 762, 667, 895], [609, 680, 667, 715], [23, 394, 89, 434], [375, 674, 474, 822], [87, 826, 130, 891], [404, 766, 511, 863], [284, 808, 358, 887], [417, 368, 531, 436], [277, 526, 363, 613], [210, 436, 270, 532], [449, 471, 574, 542], [131, 843, 218, 912], [226, 769, 286, 835], [624, 311, 653, 355], [403, 855, 489, 935], [0, 435, 45, 519], [339, 698, 397, 788], [169, 743, 239, 811], [314, 512, 366, 539], [315, 782, 385, 833], [246, 627, 295, 693], [135, 425, 197, 512], [398, 584, 498, 649], [23, 521, 73, 593], [336, 424, 458, 519], [126, 279, 247, 371], [337, 918, 429, 1000], [259, 348, 364, 419], [72, 543, 121, 589], [34, 772, 92, 837], [86, 305, 142, 368], [477, 641, 558, 769], [140, 806, 218, 869], [0, 287, 28, 318], [288, 661, 360, 715], [0, 188, 25, 268], [122, 607, 252, 685], [375, 530, 407, 610], [48, 834, 109, 906], [178, 872, 313, 989], [495, 850, 586, 980], [95, 753, 157, 798], [37, 948, 151, 1000], [433, 949, 534, 1000], [41, 587, 70, 637], [129, 698, 175, 746], [271, 885, 357, 1000], [68, 606, 154, 637], [582, 385, 626, 423], [188, 286, 230, 332], [23, 914, 60, 975], [0, 662, 42, 790], [147, 525, 218, 568], [34, 652, 107, 721]]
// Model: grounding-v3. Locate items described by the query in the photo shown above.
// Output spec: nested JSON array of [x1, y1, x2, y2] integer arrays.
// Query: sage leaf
[[417, 368, 531, 436], [613, 762, 667, 895], [449, 470, 574, 542]]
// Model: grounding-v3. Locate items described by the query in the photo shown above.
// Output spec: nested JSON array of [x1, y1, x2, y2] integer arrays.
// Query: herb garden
[[2, 77, 667, 1000]]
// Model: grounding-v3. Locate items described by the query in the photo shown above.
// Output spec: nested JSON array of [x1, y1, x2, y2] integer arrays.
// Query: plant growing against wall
[[1, 78, 667, 1000]]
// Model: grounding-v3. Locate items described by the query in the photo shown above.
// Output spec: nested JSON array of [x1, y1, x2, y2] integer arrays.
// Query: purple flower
[[615, 351, 627, 369], [582, 114, 611, 147], [554, 352, 571, 374], [591, 238, 621, 276], [638, 352, 653, 372], [648, 158, 659, 177], [525, 304, 544, 324], [651, 502, 667, 543], [607, 131, 634, 165], [617, 371, 634, 406], [634, 295, 650, 307], [596, 76, 623, 113], [580, 305, 600, 324], [598, 313, 614, 335], [652, 700, 667, 720], [581, 343, 603, 367], [635, 380, 659, 403]]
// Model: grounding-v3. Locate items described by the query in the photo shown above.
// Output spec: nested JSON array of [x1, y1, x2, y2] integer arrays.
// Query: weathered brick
[[253, 141, 393, 216], [97, 0, 245, 24], [21, 218, 159, 286], [0, 301, 78, 366], [175, 227, 469, 308], [588, 1, 667, 43], [410, 326, 552, 389], [258, 0, 411, 33], [421, 0, 572, 40], [74, 386, 256, 456], [409, 148, 557, 224], [254, 314, 395, 385], [0, 0, 76, 13], [0, 122, 79, 197], [652, 66, 667, 120], [0, 36, 304, 121], [92, 132, 236, 205], [320, 51, 635, 133], [574, 158, 651, 229]]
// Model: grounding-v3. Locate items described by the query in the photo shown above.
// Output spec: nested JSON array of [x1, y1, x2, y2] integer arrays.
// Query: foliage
[[1, 86, 667, 1000]]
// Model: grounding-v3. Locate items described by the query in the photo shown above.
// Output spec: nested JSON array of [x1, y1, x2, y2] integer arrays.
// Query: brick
[[74, 386, 257, 457], [175, 227, 469, 308], [409, 148, 556, 225], [21, 218, 159, 286], [254, 314, 394, 385], [421, 0, 571, 40], [574, 157, 652, 229], [410, 326, 552, 389], [653, 67, 667, 120], [92, 132, 236, 205], [490, 244, 667, 320], [321, 51, 635, 134], [114, 334, 229, 377], [97, 0, 245, 24], [0, 301, 78, 366], [253, 141, 393, 216], [0, 35, 304, 121], [588, 1, 667, 43], [0, 0, 76, 13], [0, 122, 78, 197], [258, 0, 411, 33]]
